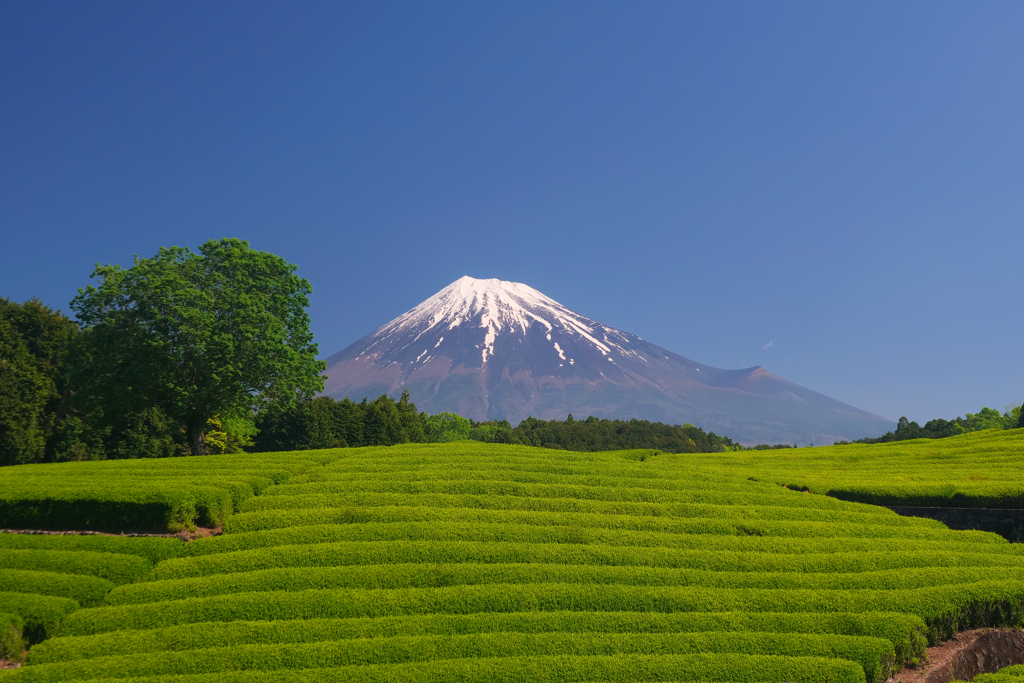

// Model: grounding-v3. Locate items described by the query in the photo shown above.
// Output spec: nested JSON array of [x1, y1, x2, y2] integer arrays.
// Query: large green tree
[[71, 238, 326, 455], [0, 298, 78, 465]]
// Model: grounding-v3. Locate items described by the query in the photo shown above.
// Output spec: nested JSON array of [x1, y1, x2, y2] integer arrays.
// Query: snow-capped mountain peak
[[323, 276, 894, 445], [367, 276, 626, 365]]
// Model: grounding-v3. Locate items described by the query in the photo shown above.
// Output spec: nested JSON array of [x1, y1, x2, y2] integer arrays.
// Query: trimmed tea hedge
[[0, 451, 350, 533], [0, 549, 150, 585], [4, 631, 896, 683], [167, 539, 1021, 579], [26, 611, 926, 667], [0, 485, 233, 533], [0, 534, 182, 564], [0, 570, 113, 607], [0, 592, 78, 644], [235, 485, 909, 514], [109, 563, 1024, 606], [59, 580, 1024, 642], [2, 653, 870, 682]]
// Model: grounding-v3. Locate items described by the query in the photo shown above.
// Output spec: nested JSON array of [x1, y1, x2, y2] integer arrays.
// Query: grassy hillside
[[690, 428, 1024, 508], [2, 441, 1024, 682]]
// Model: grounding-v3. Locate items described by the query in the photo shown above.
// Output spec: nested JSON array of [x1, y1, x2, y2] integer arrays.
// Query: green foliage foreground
[[3, 441, 1024, 682]]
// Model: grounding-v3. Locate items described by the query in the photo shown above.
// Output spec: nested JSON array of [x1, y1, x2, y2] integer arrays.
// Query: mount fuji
[[323, 276, 894, 445]]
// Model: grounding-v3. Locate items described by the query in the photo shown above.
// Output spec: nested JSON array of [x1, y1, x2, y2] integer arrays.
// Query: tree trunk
[[187, 423, 208, 456]]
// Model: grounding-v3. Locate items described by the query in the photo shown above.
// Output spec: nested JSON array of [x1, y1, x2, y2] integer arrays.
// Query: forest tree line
[[255, 403, 741, 454], [468, 415, 739, 453], [836, 406, 1023, 445]]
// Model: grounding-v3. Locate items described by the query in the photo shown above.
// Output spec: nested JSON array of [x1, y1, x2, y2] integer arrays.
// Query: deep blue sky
[[2, 2, 1021, 424]]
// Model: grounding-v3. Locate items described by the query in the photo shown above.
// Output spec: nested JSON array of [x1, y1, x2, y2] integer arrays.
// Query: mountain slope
[[323, 277, 893, 444]]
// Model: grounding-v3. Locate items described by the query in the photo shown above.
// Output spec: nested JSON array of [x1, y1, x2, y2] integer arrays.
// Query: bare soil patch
[[0, 527, 221, 542], [890, 628, 1024, 683], [0, 654, 25, 670]]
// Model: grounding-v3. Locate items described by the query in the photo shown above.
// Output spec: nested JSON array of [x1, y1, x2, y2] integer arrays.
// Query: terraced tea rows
[[692, 428, 1024, 508], [0, 452, 350, 660], [0, 533, 181, 652], [0, 451, 350, 532], [3, 442, 1024, 682]]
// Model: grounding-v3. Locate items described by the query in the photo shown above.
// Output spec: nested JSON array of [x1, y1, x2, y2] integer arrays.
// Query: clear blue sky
[[2, 2, 1021, 424]]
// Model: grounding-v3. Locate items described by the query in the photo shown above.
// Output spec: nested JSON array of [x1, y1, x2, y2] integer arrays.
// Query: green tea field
[[2, 435, 1024, 682], [692, 429, 1024, 508]]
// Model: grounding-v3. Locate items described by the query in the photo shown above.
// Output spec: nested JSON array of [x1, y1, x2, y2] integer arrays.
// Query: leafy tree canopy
[[425, 412, 473, 443], [70, 238, 325, 455]]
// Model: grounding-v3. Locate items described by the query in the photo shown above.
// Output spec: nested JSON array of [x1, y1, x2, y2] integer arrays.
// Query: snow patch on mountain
[[359, 276, 634, 364]]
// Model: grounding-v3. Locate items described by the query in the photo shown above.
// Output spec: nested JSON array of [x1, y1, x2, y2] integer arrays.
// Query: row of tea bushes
[[0, 570, 112, 607], [0, 549, 151, 584], [0, 452, 348, 533], [0, 485, 234, 533], [189, 519, 1012, 557], [5, 441, 1024, 682], [156, 539, 1024, 579], [53, 579, 1024, 645], [0, 534, 185, 564], [8, 631, 896, 683], [109, 564, 1024, 605], [26, 611, 927, 666], [0, 534, 183, 649], [8, 652, 869, 683]]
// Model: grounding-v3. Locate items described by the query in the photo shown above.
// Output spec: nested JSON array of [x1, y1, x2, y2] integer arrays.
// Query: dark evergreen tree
[[363, 395, 406, 446], [252, 390, 428, 452], [333, 398, 364, 448], [299, 396, 344, 449], [0, 298, 79, 465], [396, 389, 426, 443], [489, 415, 732, 453]]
